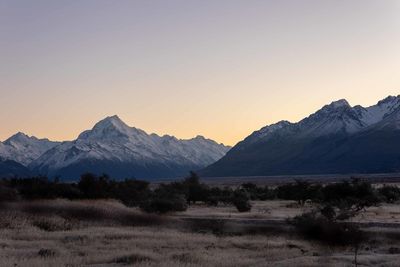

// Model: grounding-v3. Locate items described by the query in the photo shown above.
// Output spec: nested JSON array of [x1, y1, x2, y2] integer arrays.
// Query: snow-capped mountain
[[0, 133, 59, 166], [30, 116, 230, 180], [201, 95, 400, 177]]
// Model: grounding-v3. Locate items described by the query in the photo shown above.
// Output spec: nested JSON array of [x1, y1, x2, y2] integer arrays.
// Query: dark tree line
[[1, 174, 399, 216]]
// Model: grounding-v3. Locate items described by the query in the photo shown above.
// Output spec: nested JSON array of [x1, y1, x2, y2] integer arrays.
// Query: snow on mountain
[[367, 102, 400, 131], [30, 115, 230, 179], [242, 95, 400, 145], [0, 132, 59, 166], [297, 99, 368, 136], [359, 95, 400, 125], [200, 95, 400, 177]]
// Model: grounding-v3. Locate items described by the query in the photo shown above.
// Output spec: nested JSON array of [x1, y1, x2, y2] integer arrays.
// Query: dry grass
[[0, 199, 399, 266], [0, 199, 166, 231], [176, 200, 400, 224]]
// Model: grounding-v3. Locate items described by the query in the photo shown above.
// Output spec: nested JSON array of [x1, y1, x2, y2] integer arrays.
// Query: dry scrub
[[0, 200, 399, 266]]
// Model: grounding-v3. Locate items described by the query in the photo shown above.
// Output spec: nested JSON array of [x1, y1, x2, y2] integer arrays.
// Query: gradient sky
[[1, 0, 400, 146]]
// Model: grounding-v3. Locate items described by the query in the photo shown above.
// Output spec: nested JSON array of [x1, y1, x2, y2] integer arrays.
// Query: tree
[[276, 180, 322, 205], [183, 172, 209, 204], [231, 189, 252, 212], [140, 185, 187, 214], [78, 173, 112, 199], [378, 185, 400, 203]]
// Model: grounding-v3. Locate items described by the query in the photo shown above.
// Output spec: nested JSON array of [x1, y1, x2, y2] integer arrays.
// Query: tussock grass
[[0, 199, 398, 266], [0, 199, 166, 230]]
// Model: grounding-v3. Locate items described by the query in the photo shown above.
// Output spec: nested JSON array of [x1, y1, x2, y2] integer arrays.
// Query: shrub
[[113, 253, 152, 264], [290, 212, 366, 246], [378, 185, 400, 203], [276, 180, 322, 205], [140, 193, 187, 214], [38, 248, 56, 258], [232, 190, 252, 212], [205, 196, 219, 207], [241, 183, 275, 200], [111, 179, 150, 207], [78, 173, 112, 199], [319, 179, 380, 220], [0, 185, 19, 202], [183, 172, 209, 204]]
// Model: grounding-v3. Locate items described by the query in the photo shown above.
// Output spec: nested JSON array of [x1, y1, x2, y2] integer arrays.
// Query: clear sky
[[1, 0, 400, 146]]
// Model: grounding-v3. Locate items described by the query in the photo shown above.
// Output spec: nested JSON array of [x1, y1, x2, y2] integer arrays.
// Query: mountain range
[[201, 95, 400, 177], [0, 116, 230, 180], [2, 95, 400, 180]]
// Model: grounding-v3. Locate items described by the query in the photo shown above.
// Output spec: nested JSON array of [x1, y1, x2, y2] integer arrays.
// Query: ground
[[0, 199, 399, 266]]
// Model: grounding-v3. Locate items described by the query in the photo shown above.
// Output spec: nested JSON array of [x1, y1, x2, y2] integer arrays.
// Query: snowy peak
[[0, 132, 59, 166], [298, 99, 365, 136], [240, 95, 400, 147], [377, 95, 400, 106], [201, 94, 400, 178], [93, 115, 129, 130], [91, 115, 133, 135], [370, 105, 400, 130], [326, 99, 351, 109], [300, 96, 400, 136], [4, 132, 34, 144], [30, 115, 230, 179], [78, 115, 146, 141], [360, 95, 400, 125]]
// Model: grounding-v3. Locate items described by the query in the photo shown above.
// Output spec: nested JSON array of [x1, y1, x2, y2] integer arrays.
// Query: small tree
[[78, 173, 112, 199], [140, 194, 187, 214], [232, 189, 252, 212], [276, 180, 322, 205], [183, 172, 209, 204], [140, 183, 188, 214]]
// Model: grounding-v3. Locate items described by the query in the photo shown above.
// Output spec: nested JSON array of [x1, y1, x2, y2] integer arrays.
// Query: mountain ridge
[[201, 95, 400, 177], [27, 115, 230, 180]]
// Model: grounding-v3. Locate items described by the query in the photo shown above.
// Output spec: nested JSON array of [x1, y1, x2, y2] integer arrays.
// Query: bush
[[241, 183, 275, 200], [140, 184, 188, 214], [4, 177, 81, 200], [78, 173, 112, 199], [319, 179, 380, 220], [290, 212, 366, 246], [205, 196, 219, 206], [232, 190, 252, 212], [183, 172, 209, 204], [378, 185, 400, 203], [111, 179, 150, 207], [140, 195, 187, 214], [0, 185, 19, 202], [276, 180, 322, 205]]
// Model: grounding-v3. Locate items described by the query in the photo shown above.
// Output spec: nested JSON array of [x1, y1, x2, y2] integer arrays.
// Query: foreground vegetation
[[0, 199, 399, 267], [0, 173, 400, 266]]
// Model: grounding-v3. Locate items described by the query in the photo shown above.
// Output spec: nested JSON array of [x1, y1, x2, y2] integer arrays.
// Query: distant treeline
[[0, 172, 399, 214]]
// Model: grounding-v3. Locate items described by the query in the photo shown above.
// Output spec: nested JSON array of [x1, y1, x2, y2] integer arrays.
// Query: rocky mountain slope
[[29, 116, 230, 180], [201, 95, 400, 177]]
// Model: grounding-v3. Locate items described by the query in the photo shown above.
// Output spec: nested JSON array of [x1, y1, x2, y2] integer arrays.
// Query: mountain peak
[[93, 115, 130, 131], [328, 99, 350, 109], [377, 95, 400, 105], [100, 115, 124, 124], [4, 132, 35, 144], [78, 115, 148, 141]]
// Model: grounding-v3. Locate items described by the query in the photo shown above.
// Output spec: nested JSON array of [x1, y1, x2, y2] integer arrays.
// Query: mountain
[[201, 95, 400, 177], [0, 133, 59, 166], [0, 158, 31, 178], [30, 115, 230, 180]]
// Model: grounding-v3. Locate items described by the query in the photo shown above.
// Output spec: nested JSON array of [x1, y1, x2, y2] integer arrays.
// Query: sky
[[1, 0, 400, 146]]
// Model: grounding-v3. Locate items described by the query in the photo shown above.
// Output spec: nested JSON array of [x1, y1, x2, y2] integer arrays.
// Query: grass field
[[0, 199, 399, 266]]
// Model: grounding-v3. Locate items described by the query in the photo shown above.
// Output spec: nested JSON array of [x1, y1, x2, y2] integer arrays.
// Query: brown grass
[[0, 199, 399, 266]]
